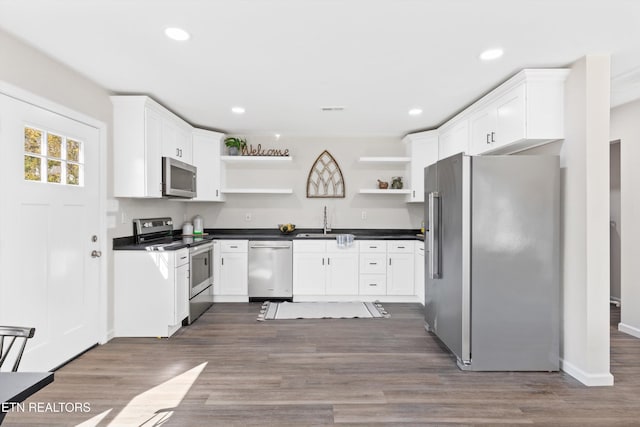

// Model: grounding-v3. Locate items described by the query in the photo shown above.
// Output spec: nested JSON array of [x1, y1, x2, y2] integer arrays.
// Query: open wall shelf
[[222, 188, 293, 194]]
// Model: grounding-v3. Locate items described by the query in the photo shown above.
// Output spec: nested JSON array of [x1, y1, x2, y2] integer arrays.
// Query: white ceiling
[[1, 0, 640, 138]]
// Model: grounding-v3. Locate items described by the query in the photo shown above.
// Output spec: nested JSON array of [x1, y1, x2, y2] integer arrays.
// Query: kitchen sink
[[295, 233, 340, 238]]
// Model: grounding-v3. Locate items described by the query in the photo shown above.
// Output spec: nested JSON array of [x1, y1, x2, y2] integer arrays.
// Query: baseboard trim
[[293, 295, 420, 303], [618, 322, 640, 339], [560, 359, 614, 386]]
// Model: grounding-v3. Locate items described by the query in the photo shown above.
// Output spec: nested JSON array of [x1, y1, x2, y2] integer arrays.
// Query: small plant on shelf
[[224, 137, 247, 155]]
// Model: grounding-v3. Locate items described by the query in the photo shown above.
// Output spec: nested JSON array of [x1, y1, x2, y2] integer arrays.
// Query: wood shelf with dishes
[[358, 156, 409, 194], [359, 189, 411, 195], [221, 146, 294, 194], [221, 155, 293, 163]]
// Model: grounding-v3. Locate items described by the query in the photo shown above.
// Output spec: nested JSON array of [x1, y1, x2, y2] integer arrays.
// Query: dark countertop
[[113, 228, 425, 251]]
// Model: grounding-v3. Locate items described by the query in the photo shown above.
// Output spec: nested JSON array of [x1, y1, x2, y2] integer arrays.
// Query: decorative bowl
[[278, 223, 296, 233]]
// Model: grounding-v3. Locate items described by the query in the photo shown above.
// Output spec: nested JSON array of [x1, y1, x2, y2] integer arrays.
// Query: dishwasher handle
[[250, 245, 292, 249]]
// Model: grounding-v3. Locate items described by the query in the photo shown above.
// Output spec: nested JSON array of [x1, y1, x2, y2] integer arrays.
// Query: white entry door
[[0, 93, 101, 371]]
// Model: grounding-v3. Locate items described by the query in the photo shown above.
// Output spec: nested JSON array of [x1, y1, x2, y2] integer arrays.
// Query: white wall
[[185, 135, 424, 231], [610, 98, 640, 338]]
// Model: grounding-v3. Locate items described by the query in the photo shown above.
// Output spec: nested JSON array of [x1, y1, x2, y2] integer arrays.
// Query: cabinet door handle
[[216, 189, 219, 197], [369, 262, 377, 265], [369, 283, 377, 287], [369, 246, 377, 249], [413, 190, 415, 198], [486, 133, 491, 144], [397, 246, 405, 249], [230, 245, 238, 248], [221, 257, 224, 266], [389, 258, 392, 266], [322, 258, 324, 266], [491, 132, 495, 143], [327, 258, 330, 266], [176, 148, 180, 156]]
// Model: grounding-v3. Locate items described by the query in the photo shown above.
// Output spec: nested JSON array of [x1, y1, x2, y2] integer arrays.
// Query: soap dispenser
[[193, 215, 204, 235]]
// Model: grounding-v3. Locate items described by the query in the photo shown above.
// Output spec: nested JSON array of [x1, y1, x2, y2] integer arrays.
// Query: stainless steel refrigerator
[[424, 153, 559, 371]]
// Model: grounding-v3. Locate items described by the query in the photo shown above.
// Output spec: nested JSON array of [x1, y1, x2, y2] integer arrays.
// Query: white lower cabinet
[[293, 251, 326, 295], [213, 240, 248, 301], [293, 240, 359, 297], [415, 241, 425, 306], [114, 248, 189, 337], [359, 274, 387, 295], [174, 253, 190, 324], [387, 241, 415, 296], [359, 241, 387, 296], [358, 240, 415, 298], [325, 249, 359, 295]]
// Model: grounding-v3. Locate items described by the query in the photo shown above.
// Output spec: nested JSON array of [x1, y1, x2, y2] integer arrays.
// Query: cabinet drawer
[[359, 254, 387, 274], [175, 248, 189, 267], [359, 275, 387, 295], [388, 241, 415, 253], [220, 240, 248, 253], [293, 240, 326, 253], [359, 240, 387, 253]]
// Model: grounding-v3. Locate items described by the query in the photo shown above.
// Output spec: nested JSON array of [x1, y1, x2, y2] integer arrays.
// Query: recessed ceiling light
[[408, 108, 423, 116], [274, 133, 281, 140], [479, 48, 504, 61], [231, 106, 245, 114], [164, 27, 190, 41]]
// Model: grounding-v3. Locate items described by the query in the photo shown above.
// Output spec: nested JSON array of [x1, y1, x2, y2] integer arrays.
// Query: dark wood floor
[[3, 303, 639, 426]]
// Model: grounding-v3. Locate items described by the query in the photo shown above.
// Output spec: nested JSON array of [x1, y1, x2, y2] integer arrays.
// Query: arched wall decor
[[306, 150, 345, 198]]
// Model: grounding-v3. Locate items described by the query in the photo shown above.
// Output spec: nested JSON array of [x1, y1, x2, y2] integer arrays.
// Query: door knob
[[91, 250, 102, 258]]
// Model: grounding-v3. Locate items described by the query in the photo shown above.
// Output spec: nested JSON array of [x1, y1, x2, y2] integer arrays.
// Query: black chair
[[0, 326, 35, 372]]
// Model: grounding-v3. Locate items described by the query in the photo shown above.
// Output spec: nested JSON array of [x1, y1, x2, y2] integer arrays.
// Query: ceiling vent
[[321, 106, 346, 112]]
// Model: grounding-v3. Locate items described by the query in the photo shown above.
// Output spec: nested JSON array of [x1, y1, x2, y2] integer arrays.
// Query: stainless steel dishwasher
[[248, 241, 293, 300]]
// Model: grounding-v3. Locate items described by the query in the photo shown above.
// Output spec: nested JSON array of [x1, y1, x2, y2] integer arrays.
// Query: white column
[[560, 55, 613, 386]]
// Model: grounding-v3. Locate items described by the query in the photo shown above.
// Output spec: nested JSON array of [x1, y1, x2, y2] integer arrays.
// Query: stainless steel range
[[187, 241, 214, 323], [133, 217, 214, 324]]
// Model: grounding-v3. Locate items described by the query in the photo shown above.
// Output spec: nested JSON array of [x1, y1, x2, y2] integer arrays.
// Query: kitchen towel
[[257, 301, 389, 321]]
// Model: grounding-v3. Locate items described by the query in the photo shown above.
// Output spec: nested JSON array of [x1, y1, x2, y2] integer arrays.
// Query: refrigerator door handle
[[428, 191, 441, 279]]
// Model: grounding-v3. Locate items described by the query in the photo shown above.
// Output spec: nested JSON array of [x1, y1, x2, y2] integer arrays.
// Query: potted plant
[[224, 137, 247, 156]]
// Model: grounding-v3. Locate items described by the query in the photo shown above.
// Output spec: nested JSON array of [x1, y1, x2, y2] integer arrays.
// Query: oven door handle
[[189, 243, 214, 255]]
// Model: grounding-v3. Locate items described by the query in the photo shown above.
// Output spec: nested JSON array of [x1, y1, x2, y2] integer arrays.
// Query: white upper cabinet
[[468, 69, 569, 155], [438, 118, 469, 160], [403, 130, 439, 203], [162, 117, 192, 162], [190, 129, 225, 202], [111, 95, 193, 198]]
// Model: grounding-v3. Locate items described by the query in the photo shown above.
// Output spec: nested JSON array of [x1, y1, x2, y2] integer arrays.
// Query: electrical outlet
[[245, 213, 252, 221], [361, 211, 367, 220]]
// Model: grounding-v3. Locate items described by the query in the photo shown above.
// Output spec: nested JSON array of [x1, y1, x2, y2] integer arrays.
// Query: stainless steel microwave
[[162, 157, 197, 198]]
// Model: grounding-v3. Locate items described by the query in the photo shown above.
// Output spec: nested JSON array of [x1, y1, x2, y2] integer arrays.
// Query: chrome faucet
[[323, 206, 331, 234]]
